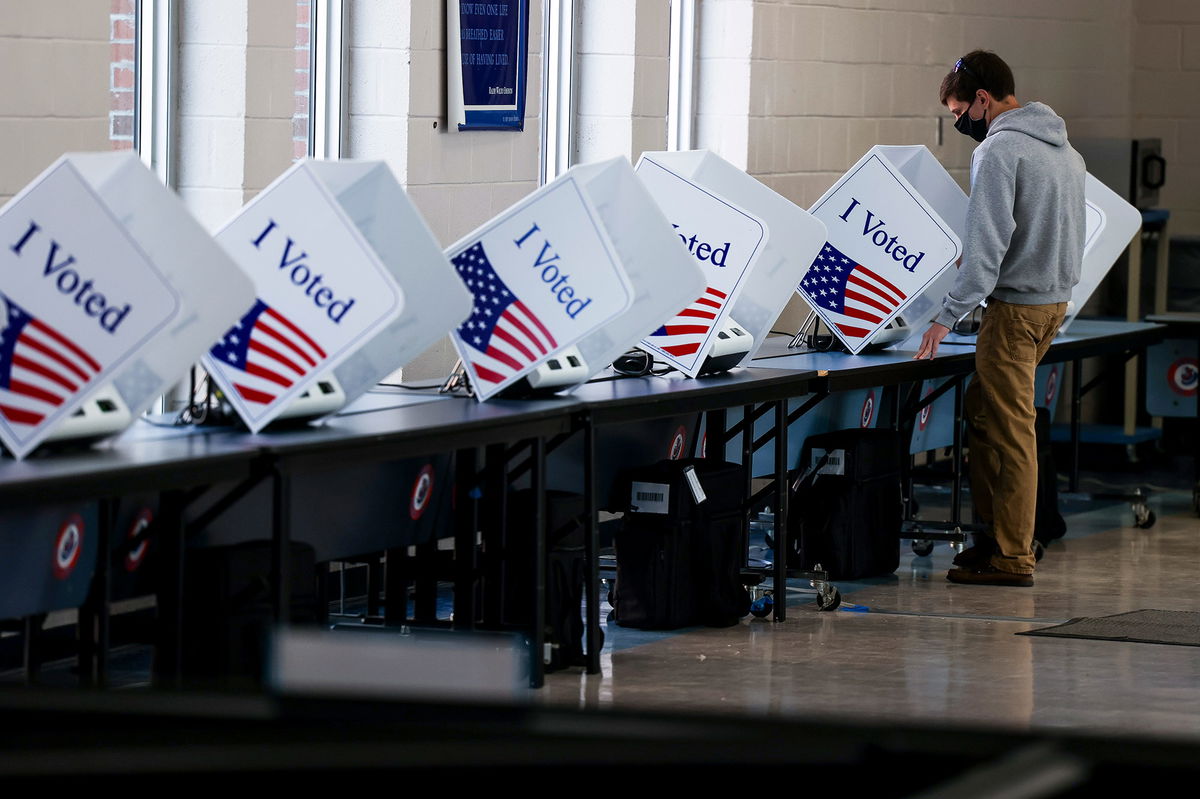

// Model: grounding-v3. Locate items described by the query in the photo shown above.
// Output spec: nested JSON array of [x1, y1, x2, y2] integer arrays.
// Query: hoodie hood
[[986, 101, 1068, 147]]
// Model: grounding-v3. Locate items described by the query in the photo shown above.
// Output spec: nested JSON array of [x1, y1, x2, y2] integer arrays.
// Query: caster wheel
[[911, 539, 934, 557], [816, 586, 841, 612], [1033, 540, 1045, 562], [750, 593, 773, 618], [1134, 507, 1156, 529]]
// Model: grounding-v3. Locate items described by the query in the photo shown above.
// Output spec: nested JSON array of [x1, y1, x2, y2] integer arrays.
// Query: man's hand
[[913, 322, 950, 360]]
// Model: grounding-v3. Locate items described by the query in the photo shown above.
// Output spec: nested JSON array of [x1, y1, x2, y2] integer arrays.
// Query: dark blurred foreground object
[[1, 687, 1200, 792]]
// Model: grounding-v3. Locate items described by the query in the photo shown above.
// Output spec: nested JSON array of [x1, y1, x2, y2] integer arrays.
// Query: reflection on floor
[[539, 485, 1200, 742]]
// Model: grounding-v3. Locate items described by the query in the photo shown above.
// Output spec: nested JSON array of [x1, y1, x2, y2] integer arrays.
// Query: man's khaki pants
[[965, 298, 1068, 574]]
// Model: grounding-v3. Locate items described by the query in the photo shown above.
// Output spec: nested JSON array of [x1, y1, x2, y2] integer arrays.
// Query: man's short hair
[[939, 50, 1015, 105]]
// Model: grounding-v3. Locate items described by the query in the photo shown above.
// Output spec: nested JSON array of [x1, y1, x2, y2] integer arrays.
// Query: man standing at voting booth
[[914, 50, 1086, 586]]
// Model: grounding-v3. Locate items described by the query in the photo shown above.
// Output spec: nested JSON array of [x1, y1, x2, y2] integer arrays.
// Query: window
[[540, 0, 576, 184]]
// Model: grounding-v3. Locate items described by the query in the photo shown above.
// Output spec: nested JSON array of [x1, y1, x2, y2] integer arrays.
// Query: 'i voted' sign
[[448, 176, 634, 401], [801, 151, 961, 354], [204, 162, 405, 432], [0, 160, 179, 458], [634, 155, 767, 377]]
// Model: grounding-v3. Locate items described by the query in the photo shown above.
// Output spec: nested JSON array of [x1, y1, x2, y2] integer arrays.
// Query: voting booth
[[797, 146, 963, 354], [0, 152, 255, 459], [447, 156, 705, 400], [634, 150, 828, 376], [204, 159, 471, 431], [1060, 174, 1143, 332]]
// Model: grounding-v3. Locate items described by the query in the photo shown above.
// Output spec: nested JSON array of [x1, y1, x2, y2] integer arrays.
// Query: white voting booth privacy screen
[[447, 156, 705, 401], [0, 153, 254, 459], [204, 160, 457, 433], [798, 146, 963, 355], [563, 157, 708, 383], [300, 161, 472, 404], [1060, 174, 1142, 333], [869, 146, 968, 349], [635, 150, 828, 376]]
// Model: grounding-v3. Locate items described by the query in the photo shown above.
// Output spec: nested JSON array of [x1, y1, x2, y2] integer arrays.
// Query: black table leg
[[1194, 330, 1200, 515], [742, 404, 754, 511], [79, 498, 114, 688], [454, 447, 480, 630], [582, 414, 600, 675], [154, 489, 185, 688], [530, 436, 546, 689], [271, 465, 292, 626], [774, 399, 788, 623], [1071, 358, 1083, 494], [952, 377, 964, 528], [366, 556, 382, 618], [23, 614, 43, 685], [384, 544, 411, 626], [480, 445, 504, 627]]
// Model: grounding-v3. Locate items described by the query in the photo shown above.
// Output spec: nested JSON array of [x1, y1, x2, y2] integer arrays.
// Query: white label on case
[[812, 448, 846, 476], [683, 465, 707, 504], [631, 481, 669, 514]]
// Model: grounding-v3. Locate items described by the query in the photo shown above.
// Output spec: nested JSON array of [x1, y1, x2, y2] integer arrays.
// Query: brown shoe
[[952, 544, 994, 569], [946, 565, 1033, 587]]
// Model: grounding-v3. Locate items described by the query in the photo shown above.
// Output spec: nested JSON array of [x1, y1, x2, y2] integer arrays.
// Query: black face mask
[[954, 98, 988, 142]]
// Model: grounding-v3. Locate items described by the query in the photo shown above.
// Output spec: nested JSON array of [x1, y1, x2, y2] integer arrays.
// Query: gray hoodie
[[934, 101, 1086, 329]]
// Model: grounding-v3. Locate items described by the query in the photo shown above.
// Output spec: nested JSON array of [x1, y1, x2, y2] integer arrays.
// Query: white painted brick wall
[[346, 0, 412, 183], [574, 0, 670, 165], [1133, 0, 1200, 233], [739, 0, 1157, 218], [696, 0, 754, 168], [177, 0, 249, 230]]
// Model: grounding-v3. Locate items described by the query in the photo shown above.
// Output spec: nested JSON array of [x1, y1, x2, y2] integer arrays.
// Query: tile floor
[[538, 485, 1200, 742]]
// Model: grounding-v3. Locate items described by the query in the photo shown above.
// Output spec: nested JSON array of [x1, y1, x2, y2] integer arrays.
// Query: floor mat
[[1017, 609, 1200, 647]]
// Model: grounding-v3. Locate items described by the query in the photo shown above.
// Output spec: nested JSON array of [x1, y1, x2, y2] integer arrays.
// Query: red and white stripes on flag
[[452, 242, 559, 386], [798, 241, 907, 346], [209, 299, 327, 405], [644, 285, 728, 358], [0, 292, 101, 428], [464, 300, 557, 385]]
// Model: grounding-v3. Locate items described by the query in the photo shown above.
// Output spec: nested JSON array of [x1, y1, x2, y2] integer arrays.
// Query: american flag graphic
[[452, 242, 558, 386], [210, 299, 326, 405], [0, 291, 101, 429], [799, 242, 907, 345], [644, 286, 728, 358]]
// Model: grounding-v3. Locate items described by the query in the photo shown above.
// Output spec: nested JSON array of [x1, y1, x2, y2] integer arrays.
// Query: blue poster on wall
[[447, 1, 530, 131]]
